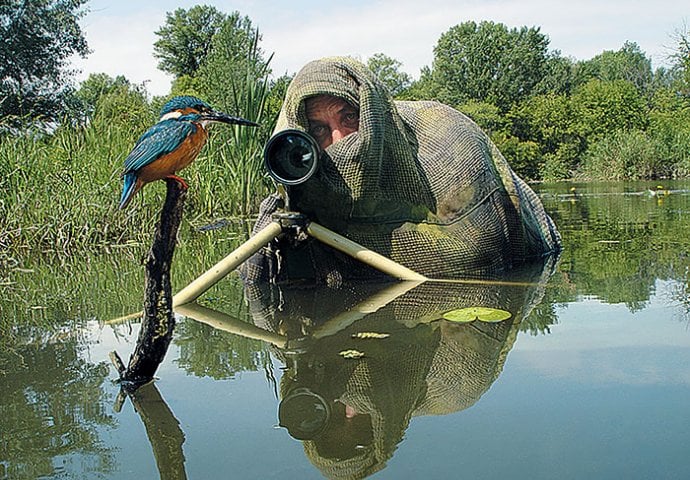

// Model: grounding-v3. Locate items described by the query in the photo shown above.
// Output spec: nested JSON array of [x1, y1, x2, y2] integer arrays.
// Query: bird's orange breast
[[137, 125, 209, 183]]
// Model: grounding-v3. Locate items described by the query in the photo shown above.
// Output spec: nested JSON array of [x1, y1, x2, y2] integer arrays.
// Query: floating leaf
[[352, 332, 390, 339], [442, 307, 512, 323], [339, 349, 365, 359]]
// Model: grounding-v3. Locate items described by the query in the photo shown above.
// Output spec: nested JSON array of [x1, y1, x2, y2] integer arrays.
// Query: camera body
[[263, 129, 321, 186]]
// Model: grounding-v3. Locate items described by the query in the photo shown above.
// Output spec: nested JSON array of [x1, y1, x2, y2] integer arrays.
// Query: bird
[[119, 95, 258, 209]]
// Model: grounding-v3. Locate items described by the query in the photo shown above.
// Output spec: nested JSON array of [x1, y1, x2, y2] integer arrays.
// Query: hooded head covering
[[243, 57, 560, 284]]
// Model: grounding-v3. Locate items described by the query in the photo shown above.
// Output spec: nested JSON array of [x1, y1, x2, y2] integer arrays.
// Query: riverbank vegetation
[[1, 3, 690, 257]]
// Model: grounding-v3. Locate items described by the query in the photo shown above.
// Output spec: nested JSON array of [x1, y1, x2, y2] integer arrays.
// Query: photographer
[[242, 56, 560, 285]]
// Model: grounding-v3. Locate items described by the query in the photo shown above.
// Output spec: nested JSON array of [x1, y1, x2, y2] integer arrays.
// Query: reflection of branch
[[175, 302, 288, 348], [130, 382, 187, 480]]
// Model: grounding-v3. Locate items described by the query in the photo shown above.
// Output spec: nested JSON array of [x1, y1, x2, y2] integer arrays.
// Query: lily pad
[[442, 307, 512, 323]]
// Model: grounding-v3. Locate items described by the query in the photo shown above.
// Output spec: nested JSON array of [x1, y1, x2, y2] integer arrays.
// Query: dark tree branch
[[110, 178, 187, 392]]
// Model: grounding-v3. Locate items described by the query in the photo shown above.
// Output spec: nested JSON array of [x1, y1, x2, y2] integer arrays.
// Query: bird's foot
[[165, 175, 188, 190]]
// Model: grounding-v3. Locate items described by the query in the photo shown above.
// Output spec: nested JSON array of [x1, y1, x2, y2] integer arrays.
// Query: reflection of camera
[[279, 387, 331, 440], [264, 129, 321, 185]]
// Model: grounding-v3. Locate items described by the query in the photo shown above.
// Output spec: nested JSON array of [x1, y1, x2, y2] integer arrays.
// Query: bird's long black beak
[[204, 111, 259, 127]]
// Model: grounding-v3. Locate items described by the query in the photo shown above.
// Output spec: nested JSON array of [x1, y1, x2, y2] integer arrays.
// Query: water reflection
[[2, 181, 689, 479], [0, 334, 116, 479], [127, 383, 187, 480], [178, 257, 557, 479]]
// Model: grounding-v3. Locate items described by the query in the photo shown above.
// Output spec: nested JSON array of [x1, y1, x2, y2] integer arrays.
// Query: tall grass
[[188, 44, 275, 220], [0, 120, 147, 257], [580, 128, 690, 180]]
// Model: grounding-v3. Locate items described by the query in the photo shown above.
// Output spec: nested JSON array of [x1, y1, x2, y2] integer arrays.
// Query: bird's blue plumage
[[118, 95, 257, 209], [160, 96, 211, 116], [122, 119, 198, 174], [119, 172, 138, 209]]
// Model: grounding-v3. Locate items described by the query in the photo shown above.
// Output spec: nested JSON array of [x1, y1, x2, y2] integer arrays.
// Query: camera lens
[[264, 130, 320, 185]]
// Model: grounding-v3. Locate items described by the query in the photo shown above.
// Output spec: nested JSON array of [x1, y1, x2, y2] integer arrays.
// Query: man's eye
[[343, 112, 359, 127], [309, 125, 328, 138]]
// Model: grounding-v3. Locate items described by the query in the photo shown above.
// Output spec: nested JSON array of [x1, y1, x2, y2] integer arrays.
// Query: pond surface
[[2, 181, 690, 480]]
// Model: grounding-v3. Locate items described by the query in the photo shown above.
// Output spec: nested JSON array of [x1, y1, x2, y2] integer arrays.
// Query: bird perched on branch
[[119, 95, 258, 209]]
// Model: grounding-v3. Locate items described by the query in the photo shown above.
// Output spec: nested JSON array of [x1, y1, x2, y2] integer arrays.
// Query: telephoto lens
[[264, 129, 321, 185]]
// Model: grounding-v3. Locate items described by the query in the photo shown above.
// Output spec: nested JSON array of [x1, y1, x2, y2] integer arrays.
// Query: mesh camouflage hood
[[243, 57, 560, 283], [275, 56, 435, 225]]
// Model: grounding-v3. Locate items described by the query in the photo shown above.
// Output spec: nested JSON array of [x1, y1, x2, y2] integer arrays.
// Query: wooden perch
[[110, 178, 186, 391]]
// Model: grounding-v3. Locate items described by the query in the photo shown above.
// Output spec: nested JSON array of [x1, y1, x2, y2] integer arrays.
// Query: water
[[1, 181, 689, 480]]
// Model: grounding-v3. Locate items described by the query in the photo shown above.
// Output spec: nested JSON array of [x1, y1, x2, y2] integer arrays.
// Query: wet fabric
[[242, 57, 560, 284]]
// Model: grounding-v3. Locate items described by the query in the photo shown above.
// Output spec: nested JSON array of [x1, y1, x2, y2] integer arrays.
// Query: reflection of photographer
[[246, 259, 554, 479]]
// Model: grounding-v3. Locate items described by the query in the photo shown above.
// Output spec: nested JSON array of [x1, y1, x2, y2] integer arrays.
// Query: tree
[[194, 12, 269, 114], [153, 5, 226, 78], [669, 25, 690, 96], [366, 53, 412, 97], [570, 79, 648, 141], [76, 73, 136, 119], [576, 41, 653, 93], [431, 21, 552, 111], [0, 0, 89, 129], [535, 55, 577, 96], [76, 73, 152, 129], [508, 92, 582, 179]]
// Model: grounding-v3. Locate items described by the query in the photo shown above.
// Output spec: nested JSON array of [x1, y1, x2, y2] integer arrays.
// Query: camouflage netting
[[244, 256, 555, 480], [242, 56, 561, 284]]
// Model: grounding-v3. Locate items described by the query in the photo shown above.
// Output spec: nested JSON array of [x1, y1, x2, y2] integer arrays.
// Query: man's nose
[[331, 127, 346, 144]]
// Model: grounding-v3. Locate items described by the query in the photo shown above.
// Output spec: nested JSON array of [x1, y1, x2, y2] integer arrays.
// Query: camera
[[264, 129, 321, 185]]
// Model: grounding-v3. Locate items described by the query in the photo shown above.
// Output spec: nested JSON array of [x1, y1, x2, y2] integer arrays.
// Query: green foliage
[[534, 55, 577, 95], [541, 143, 582, 181], [431, 21, 551, 111], [186, 24, 275, 217], [153, 5, 226, 77], [506, 93, 582, 180], [398, 66, 439, 100], [570, 79, 648, 141], [170, 74, 204, 97], [76, 73, 152, 128], [647, 88, 690, 177], [491, 132, 542, 180], [509, 93, 577, 152], [668, 26, 690, 96], [366, 53, 412, 97], [195, 13, 269, 115], [0, 114, 156, 254], [0, 0, 89, 130], [575, 41, 653, 93]]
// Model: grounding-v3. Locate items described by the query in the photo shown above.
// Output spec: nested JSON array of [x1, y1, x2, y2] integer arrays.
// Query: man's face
[[305, 95, 360, 149]]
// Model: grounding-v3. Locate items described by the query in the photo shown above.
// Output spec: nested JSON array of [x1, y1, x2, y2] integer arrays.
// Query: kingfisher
[[119, 95, 258, 209]]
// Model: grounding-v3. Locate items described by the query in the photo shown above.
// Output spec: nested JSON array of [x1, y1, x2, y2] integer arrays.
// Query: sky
[[71, 0, 688, 97]]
